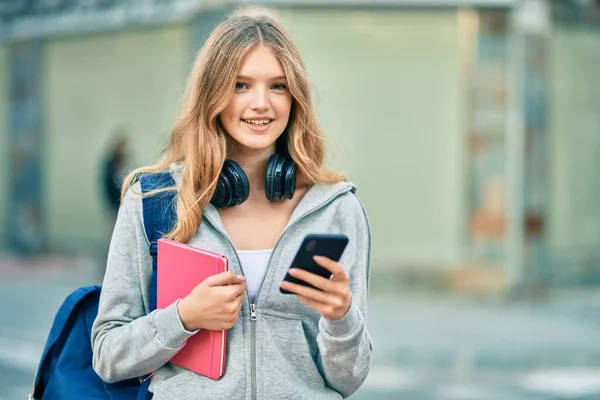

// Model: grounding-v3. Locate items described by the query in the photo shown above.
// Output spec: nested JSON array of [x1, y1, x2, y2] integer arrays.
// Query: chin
[[233, 130, 284, 151], [237, 138, 278, 151]]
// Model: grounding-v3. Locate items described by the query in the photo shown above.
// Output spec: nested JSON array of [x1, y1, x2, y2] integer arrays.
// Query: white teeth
[[244, 119, 271, 125]]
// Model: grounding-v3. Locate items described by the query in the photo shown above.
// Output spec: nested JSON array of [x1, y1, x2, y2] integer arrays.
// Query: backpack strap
[[139, 172, 177, 312], [137, 172, 177, 400]]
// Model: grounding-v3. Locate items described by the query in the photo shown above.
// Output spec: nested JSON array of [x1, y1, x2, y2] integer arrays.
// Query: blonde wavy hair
[[122, 8, 344, 243]]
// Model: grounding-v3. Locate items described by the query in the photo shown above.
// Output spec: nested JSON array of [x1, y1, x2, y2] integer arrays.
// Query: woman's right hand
[[177, 271, 247, 331]]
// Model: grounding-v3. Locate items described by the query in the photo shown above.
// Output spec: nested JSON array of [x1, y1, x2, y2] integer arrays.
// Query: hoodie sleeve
[[91, 184, 197, 383], [315, 193, 374, 398]]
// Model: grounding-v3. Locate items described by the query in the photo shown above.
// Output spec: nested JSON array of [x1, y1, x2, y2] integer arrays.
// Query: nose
[[250, 87, 270, 112]]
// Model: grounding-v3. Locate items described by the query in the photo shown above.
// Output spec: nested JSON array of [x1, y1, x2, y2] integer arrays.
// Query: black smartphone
[[280, 233, 349, 294]]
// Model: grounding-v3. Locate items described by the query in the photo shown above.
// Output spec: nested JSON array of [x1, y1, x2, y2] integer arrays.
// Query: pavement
[[1, 253, 600, 399]]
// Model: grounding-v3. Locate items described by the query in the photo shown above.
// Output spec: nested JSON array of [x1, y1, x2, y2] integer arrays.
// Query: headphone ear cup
[[265, 154, 295, 202], [283, 157, 296, 199], [211, 173, 233, 208], [265, 154, 282, 202], [211, 160, 250, 208], [226, 159, 250, 206]]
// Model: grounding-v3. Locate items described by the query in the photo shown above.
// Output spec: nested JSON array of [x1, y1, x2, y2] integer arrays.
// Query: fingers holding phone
[[281, 256, 351, 320], [279, 234, 352, 320], [285, 256, 348, 291]]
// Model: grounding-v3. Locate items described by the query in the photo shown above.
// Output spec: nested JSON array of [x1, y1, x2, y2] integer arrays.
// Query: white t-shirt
[[237, 249, 273, 303]]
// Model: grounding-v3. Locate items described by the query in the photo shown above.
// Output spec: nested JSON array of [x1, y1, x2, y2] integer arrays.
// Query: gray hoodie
[[92, 165, 373, 399]]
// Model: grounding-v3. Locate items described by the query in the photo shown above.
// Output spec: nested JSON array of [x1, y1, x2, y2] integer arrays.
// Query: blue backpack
[[30, 172, 177, 400]]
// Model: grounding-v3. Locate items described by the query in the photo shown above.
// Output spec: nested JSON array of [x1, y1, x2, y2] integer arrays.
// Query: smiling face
[[219, 45, 293, 154]]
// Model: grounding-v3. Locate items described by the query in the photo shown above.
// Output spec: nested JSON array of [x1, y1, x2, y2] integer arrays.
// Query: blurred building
[[0, 0, 599, 293]]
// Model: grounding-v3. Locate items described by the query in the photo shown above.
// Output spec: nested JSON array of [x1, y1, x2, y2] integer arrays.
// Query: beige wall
[[40, 9, 467, 267], [278, 9, 466, 267], [43, 25, 191, 254], [0, 46, 8, 247], [549, 27, 600, 252]]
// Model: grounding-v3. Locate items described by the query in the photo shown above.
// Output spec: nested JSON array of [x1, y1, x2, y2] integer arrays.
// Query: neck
[[228, 147, 274, 190]]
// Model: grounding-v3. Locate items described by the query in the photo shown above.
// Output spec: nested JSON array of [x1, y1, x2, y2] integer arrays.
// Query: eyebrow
[[237, 75, 287, 81]]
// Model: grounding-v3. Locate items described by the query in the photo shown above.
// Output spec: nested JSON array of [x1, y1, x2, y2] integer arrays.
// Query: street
[[2, 256, 600, 399]]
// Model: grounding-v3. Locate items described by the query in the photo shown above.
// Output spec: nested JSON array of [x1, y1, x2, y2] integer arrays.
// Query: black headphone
[[210, 153, 296, 208]]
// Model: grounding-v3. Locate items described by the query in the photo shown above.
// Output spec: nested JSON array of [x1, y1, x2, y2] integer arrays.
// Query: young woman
[[92, 8, 373, 399]]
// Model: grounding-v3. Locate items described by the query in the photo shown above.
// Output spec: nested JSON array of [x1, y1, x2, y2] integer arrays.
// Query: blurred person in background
[[98, 126, 133, 278], [91, 7, 372, 399], [100, 125, 133, 221]]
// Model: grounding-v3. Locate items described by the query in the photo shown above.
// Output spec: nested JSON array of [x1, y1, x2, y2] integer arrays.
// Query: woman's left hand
[[280, 256, 351, 321]]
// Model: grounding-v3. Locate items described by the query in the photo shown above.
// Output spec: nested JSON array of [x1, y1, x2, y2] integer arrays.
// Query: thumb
[[205, 271, 245, 287]]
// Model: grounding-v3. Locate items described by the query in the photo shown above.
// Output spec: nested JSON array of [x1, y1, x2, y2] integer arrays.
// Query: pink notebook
[[157, 238, 228, 380]]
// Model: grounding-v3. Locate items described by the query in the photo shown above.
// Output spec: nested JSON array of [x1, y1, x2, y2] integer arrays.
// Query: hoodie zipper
[[203, 186, 352, 400], [250, 303, 257, 398]]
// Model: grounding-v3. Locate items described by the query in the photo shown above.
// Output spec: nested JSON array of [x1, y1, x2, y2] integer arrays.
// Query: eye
[[235, 82, 248, 90], [272, 83, 287, 91]]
